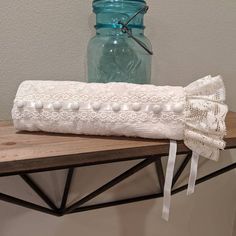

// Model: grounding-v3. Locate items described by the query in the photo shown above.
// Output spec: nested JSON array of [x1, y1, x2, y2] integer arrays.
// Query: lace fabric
[[12, 75, 228, 161], [12, 81, 185, 140], [184, 75, 228, 161]]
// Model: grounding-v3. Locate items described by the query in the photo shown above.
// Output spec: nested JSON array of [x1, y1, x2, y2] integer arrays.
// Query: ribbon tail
[[162, 140, 177, 221], [187, 152, 200, 195]]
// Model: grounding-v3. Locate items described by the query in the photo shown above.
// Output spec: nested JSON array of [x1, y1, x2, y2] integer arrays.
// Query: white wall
[[0, 0, 236, 235]]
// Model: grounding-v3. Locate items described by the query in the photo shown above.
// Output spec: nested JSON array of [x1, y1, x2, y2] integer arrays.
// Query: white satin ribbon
[[162, 140, 177, 221], [187, 152, 200, 195]]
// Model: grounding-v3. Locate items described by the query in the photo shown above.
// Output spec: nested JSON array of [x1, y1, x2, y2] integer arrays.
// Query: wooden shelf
[[0, 112, 236, 176]]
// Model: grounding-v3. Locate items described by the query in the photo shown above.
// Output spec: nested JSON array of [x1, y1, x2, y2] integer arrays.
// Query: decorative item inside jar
[[87, 0, 153, 84]]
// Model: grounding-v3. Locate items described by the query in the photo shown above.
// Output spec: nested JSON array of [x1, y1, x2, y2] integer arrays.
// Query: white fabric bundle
[[12, 75, 228, 220]]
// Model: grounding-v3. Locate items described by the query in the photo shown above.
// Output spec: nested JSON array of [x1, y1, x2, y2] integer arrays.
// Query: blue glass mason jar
[[87, 0, 152, 84]]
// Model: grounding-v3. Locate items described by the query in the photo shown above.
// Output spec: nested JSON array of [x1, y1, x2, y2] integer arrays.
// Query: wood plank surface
[[0, 112, 235, 176]]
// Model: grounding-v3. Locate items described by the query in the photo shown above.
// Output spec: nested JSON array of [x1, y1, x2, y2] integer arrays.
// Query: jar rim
[[93, 0, 147, 13], [93, 0, 146, 3]]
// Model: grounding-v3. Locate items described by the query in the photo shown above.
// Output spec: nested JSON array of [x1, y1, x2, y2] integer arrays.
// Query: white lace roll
[[12, 75, 228, 221], [12, 75, 228, 160]]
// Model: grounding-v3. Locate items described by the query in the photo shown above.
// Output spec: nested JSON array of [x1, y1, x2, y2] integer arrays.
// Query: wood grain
[[0, 112, 235, 176]]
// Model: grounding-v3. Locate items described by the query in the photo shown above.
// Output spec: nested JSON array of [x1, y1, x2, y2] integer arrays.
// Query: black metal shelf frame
[[0, 150, 235, 217]]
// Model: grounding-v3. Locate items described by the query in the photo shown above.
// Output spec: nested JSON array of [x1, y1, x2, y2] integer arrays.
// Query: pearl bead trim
[[14, 100, 185, 114]]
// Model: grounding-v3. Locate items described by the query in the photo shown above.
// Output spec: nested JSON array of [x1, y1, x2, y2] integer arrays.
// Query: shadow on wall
[[233, 215, 236, 236], [112, 184, 156, 236], [0, 203, 28, 234], [0, 151, 235, 236]]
